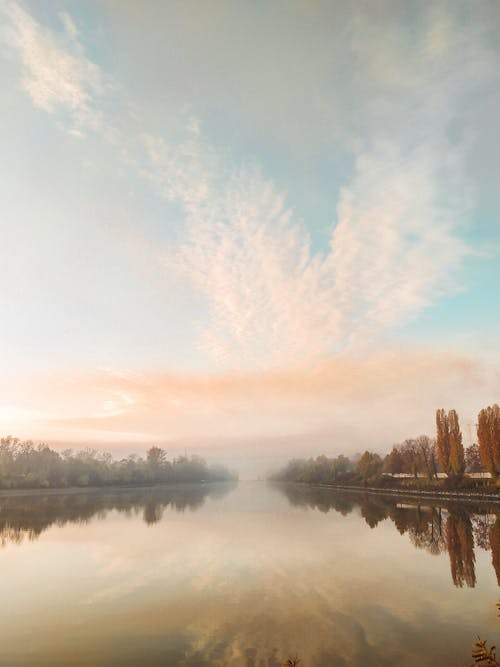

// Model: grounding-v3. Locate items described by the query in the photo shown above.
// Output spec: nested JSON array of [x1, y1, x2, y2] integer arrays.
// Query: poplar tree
[[477, 404, 500, 478], [436, 408, 452, 476], [448, 409, 465, 475]]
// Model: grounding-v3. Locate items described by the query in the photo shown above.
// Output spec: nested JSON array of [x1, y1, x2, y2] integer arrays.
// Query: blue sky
[[0, 0, 499, 470]]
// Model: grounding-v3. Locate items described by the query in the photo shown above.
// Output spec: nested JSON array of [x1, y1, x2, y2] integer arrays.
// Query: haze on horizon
[[1, 0, 499, 476]]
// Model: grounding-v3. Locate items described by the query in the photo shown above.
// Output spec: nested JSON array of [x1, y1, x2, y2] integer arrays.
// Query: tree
[[331, 454, 353, 480], [436, 409, 452, 476], [400, 439, 420, 478], [465, 443, 483, 473], [415, 435, 438, 480], [436, 408, 463, 476], [146, 446, 167, 483], [384, 446, 404, 474], [146, 446, 167, 467], [356, 451, 383, 482], [0, 438, 236, 489], [448, 409, 465, 475], [270, 454, 354, 485], [478, 405, 500, 478]]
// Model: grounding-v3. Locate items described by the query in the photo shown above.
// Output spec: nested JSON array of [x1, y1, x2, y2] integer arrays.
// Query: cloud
[[330, 144, 470, 350], [142, 128, 472, 368], [1, 2, 496, 376], [130, 6, 500, 369], [3, 351, 497, 460], [1, 1, 105, 131]]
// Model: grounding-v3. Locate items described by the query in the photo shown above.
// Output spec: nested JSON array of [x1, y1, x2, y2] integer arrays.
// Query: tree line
[[271, 403, 500, 486], [0, 437, 237, 489]]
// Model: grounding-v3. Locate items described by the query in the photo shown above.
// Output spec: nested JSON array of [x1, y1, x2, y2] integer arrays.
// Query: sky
[[0, 0, 499, 475]]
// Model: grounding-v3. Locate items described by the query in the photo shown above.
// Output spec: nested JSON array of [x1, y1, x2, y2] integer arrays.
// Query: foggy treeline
[[277, 484, 500, 589], [271, 404, 500, 487], [0, 437, 237, 490]]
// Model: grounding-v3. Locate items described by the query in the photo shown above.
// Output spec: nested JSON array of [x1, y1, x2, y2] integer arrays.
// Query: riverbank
[[280, 481, 500, 505], [0, 480, 237, 499]]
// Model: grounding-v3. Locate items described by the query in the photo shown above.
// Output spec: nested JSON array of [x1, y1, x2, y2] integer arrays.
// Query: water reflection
[[275, 483, 500, 589], [0, 482, 237, 547], [1, 481, 498, 666]]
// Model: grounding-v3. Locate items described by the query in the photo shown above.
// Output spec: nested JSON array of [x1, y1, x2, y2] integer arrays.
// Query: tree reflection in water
[[2, 482, 500, 588], [446, 510, 476, 587], [490, 516, 500, 585], [0, 482, 237, 547], [274, 483, 500, 589]]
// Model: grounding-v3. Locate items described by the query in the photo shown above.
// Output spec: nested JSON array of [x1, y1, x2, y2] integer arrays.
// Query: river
[[0, 481, 499, 666]]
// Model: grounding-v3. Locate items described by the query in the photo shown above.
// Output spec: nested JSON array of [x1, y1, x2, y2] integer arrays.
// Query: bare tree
[[415, 435, 438, 480]]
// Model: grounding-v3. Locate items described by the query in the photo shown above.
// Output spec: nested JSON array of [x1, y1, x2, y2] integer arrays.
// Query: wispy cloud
[[3, 352, 497, 454], [1, 1, 495, 373], [134, 3, 498, 368], [142, 130, 471, 367], [1, 1, 106, 133], [144, 136, 343, 367], [330, 144, 470, 350]]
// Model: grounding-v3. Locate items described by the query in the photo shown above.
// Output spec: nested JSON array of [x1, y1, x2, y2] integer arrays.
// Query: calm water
[[1, 482, 499, 666]]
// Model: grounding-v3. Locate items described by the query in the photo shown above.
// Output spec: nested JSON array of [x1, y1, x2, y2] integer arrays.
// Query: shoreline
[[277, 481, 500, 505], [0, 480, 235, 499]]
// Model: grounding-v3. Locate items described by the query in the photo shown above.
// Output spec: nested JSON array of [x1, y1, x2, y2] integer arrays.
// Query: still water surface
[[1, 481, 499, 666]]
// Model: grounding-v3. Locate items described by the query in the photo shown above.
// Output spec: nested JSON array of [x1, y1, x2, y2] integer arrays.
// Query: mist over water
[[1, 482, 499, 666]]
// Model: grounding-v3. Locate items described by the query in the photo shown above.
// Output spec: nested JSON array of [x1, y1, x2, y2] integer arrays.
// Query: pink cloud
[[1, 351, 496, 467]]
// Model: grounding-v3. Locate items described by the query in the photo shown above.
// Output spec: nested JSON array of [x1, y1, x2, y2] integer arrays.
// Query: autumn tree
[[436, 409, 451, 475], [436, 408, 464, 476], [384, 437, 436, 480], [356, 451, 383, 482], [478, 405, 500, 478], [448, 409, 465, 475], [383, 446, 404, 474]]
